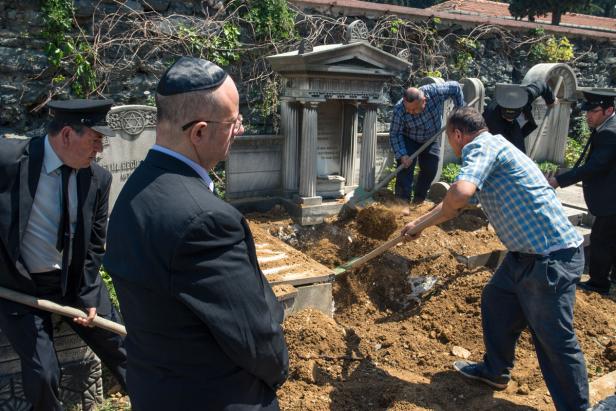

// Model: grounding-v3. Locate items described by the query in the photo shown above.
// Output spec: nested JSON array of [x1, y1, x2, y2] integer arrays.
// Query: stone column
[[281, 100, 299, 195], [359, 104, 377, 192], [340, 103, 358, 188], [299, 101, 320, 203]]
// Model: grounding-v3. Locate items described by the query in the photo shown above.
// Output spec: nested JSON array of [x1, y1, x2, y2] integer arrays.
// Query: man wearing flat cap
[[549, 89, 616, 295], [483, 80, 556, 154], [0, 99, 127, 410], [104, 57, 289, 410]]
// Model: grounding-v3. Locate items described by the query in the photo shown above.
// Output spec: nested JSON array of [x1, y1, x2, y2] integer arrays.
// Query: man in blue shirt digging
[[401, 107, 588, 411], [389, 81, 464, 210]]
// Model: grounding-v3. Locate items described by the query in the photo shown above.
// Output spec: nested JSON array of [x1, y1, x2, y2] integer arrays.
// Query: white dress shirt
[[21, 136, 77, 273], [151, 144, 215, 192]]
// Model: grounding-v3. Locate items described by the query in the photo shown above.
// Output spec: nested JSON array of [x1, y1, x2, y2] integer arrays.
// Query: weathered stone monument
[[0, 319, 104, 411], [523, 63, 578, 163], [97, 105, 157, 208], [226, 20, 410, 224]]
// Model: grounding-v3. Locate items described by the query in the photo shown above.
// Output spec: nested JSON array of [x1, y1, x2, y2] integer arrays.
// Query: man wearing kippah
[[389, 81, 465, 212], [0, 100, 127, 410], [549, 89, 616, 295], [103, 57, 289, 411], [403, 107, 589, 411]]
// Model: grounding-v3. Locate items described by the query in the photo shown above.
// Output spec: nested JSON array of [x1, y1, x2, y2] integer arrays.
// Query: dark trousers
[[0, 271, 127, 411], [481, 247, 589, 411], [394, 139, 440, 202], [589, 215, 616, 289]]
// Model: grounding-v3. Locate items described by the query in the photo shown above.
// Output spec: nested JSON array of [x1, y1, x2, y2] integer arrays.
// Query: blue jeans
[[481, 246, 589, 411], [394, 139, 440, 202]]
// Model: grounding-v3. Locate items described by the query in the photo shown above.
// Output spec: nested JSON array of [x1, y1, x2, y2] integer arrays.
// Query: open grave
[[246, 200, 616, 411]]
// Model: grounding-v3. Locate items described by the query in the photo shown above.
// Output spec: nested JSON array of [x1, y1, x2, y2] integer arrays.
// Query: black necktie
[[574, 131, 595, 168], [56, 165, 72, 254]]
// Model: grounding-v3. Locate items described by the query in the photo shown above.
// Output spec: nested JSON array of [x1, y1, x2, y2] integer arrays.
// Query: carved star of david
[[121, 111, 146, 136]]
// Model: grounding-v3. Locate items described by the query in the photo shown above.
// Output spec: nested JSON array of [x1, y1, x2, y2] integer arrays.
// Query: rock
[[517, 384, 530, 395], [604, 341, 616, 362], [451, 345, 471, 359]]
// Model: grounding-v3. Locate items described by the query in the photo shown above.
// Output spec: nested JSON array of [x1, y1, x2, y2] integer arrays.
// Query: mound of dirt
[[249, 201, 616, 410], [356, 204, 398, 240]]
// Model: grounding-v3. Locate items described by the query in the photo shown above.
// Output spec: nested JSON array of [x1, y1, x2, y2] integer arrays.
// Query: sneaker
[[453, 360, 509, 390], [577, 280, 610, 295]]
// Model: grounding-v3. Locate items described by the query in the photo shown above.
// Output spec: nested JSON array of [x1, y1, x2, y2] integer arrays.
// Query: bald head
[[404, 87, 424, 103]]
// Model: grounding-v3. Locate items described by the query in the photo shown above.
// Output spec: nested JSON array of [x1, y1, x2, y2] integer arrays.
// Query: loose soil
[[104, 201, 616, 410], [250, 201, 616, 411]]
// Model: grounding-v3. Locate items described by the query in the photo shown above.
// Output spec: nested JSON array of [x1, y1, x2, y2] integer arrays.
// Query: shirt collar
[[43, 135, 64, 175], [596, 113, 615, 132], [151, 144, 215, 193]]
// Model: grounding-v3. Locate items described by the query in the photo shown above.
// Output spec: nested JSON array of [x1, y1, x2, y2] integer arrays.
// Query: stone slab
[[250, 223, 334, 287], [0, 317, 103, 410], [557, 184, 588, 211]]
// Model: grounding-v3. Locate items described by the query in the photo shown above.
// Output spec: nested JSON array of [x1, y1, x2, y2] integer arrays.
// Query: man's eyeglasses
[[181, 114, 243, 134]]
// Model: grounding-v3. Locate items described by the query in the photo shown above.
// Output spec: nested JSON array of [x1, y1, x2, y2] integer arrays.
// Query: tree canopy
[[508, 0, 616, 24]]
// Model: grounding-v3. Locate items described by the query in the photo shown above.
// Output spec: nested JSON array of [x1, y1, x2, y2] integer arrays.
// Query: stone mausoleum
[[226, 21, 410, 224]]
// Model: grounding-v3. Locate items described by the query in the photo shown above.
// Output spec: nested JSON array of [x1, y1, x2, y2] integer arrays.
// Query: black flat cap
[[47, 99, 115, 137], [495, 84, 528, 109], [581, 89, 616, 110], [156, 57, 228, 96]]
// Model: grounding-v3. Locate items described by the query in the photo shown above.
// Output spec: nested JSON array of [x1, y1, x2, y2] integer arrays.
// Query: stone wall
[[1, 0, 616, 136]]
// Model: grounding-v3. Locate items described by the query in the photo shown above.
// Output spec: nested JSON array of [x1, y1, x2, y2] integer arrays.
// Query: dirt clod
[[356, 204, 397, 240]]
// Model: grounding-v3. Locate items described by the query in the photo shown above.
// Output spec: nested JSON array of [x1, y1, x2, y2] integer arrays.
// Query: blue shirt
[[456, 131, 583, 255], [389, 81, 464, 159], [151, 145, 215, 193]]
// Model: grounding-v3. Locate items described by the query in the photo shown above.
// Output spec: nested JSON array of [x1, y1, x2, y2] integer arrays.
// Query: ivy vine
[[42, 0, 97, 97]]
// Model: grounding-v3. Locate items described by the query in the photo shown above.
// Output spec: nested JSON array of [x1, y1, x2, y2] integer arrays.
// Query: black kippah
[[156, 57, 228, 96]]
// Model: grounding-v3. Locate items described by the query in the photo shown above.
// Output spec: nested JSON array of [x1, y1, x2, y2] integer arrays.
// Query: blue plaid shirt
[[456, 131, 583, 255], [389, 81, 464, 159]]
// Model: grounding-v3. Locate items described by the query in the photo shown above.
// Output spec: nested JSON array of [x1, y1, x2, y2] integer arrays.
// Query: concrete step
[[563, 205, 587, 226]]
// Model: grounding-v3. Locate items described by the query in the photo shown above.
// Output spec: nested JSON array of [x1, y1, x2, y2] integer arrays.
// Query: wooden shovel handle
[[0, 286, 127, 336], [334, 234, 405, 275]]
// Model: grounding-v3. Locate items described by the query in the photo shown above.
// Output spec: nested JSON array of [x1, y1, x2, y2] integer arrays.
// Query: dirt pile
[[356, 204, 398, 240], [254, 201, 616, 410]]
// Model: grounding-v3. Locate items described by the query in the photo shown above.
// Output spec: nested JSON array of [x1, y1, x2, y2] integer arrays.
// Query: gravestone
[[98, 105, 157, 208], [522, 63, 577, 163], [0, 317, 103, 411], [261, 20, 410, 224]]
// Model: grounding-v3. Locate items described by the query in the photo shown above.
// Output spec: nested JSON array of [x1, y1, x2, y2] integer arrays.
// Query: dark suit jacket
[[484, 80, 556, 154], [556, 115, 616, 217], [0, 137, 112, 314], [103, 150, 289, 411]]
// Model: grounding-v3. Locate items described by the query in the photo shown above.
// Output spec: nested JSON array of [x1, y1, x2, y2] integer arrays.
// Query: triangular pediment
[[267, 42, 409, 76]]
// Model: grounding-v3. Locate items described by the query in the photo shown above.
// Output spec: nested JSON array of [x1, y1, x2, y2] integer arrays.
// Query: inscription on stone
[[316, 101, 342, 176], [97, 105, 157, 209]]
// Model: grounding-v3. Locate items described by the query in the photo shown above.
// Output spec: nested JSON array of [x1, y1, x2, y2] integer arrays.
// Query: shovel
[[0, 285, 127, 336], [343, 96, 480, 212], [332, 234, 405, 275]]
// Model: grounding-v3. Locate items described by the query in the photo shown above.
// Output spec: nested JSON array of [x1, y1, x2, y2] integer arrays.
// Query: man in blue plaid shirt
[[389, 81, 464, 208], [401, 107, 588, 411]]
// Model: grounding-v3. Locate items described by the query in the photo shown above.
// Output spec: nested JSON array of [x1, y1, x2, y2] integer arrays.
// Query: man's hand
[[548, 176, 559, 188], [400, 155, 412, 168], [74, 307, 97, 328], [401, 220, 423, 241], [547, 98, 559, 109]]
